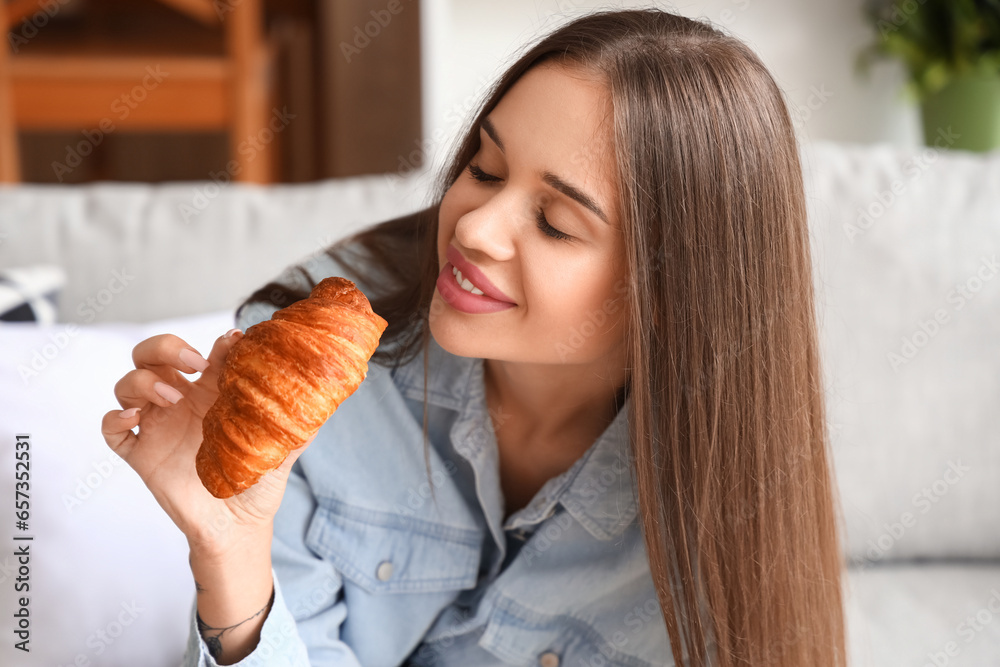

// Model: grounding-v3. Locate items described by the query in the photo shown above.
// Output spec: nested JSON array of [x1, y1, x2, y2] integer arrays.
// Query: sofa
[[0, 140, 998, 666]]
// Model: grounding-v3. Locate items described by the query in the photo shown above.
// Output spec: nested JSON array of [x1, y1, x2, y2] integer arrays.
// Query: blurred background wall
[[418, 0, 920, 180]]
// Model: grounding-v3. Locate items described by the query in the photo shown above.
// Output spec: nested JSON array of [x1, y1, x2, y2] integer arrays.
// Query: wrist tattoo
[[195, 579, 206, 594], [196, 588, 275, 660]]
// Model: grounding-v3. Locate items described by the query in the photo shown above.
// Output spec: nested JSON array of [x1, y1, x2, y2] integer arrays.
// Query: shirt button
[[538, 650, 560, 667], [376, 560, 394, 581]]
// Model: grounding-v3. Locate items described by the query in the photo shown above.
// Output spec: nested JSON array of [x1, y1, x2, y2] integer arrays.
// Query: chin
[[427, 294, 482, 359]]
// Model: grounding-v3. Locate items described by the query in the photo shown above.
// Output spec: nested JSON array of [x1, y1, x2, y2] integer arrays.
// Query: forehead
[[486, 62, 618, 211]]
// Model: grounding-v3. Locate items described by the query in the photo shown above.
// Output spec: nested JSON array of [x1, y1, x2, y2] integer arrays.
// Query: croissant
[[196, 276, 388, 498]]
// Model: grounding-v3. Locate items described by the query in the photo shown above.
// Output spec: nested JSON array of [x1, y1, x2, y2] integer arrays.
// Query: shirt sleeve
[[180, 564, 311, 667]]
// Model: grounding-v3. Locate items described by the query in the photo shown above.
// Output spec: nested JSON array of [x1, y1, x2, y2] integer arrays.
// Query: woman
[[102, 8, 847, 667]]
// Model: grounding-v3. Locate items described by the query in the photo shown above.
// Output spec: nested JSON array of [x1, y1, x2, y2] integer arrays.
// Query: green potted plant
[[856, 0, 1000, 152]]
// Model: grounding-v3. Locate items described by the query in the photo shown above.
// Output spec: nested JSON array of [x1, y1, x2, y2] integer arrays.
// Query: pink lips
[[436, 245, 516, 315], [446, 245, 515, 303]]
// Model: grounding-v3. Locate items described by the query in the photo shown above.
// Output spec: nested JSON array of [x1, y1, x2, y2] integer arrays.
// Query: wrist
[[190, 545, 275, 665], [188, 534, 274, 620], [187, 520, 274, 565]]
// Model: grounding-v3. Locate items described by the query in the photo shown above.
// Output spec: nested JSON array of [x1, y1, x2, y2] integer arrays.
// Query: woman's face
[[431, 62, 626, 367]]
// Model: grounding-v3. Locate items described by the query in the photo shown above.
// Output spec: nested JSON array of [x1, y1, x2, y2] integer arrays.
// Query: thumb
[[198, 327, 245, 389], [267, 432, 317, 487], [281, 432, 317, 470]]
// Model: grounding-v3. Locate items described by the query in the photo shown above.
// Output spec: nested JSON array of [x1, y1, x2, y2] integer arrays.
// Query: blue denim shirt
[[182, 244, 680, 667]]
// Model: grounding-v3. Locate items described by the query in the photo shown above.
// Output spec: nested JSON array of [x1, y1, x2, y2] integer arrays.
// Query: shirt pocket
[[304, 495, 482, 595]]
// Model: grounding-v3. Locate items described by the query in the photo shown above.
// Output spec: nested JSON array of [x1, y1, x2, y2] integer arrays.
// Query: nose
[[453, 193, 524, 263]]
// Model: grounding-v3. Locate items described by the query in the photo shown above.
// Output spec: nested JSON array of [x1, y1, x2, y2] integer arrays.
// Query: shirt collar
[[389, 331, 477, 411], [389, 333, 639, 541], [557, 398, 639, 541]]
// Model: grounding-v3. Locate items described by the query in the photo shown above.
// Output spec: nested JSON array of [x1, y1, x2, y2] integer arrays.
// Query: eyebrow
[[480, 116, 610, 226]]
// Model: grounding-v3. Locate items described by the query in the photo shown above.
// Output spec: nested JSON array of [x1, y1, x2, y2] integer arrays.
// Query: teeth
[[452, 266, 485, 296]]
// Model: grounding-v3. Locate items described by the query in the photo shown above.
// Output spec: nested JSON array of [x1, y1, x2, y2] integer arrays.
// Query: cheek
[[437, 193, 459, 262], [437, 181, 476, 236], [529, 264, 610, 325], [527, 272, 625, 360]]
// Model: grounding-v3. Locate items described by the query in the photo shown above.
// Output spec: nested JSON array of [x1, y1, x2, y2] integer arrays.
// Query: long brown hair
[[238, 8, 847, 667]]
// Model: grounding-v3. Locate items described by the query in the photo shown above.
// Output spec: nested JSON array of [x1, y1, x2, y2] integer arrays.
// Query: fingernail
[[119, 407, 141, 419], [154, 381, 184, 404], [179, 348, 210, 372], [224, 328, 242, 339]]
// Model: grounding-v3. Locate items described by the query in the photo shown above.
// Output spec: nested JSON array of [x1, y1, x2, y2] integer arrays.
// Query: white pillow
[[0, 309, 235, 667], [801, 142, 1000, 564]]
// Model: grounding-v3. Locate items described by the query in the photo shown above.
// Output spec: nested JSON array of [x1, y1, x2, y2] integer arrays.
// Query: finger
[[132, 333, 211, 377], [195, 328, 245, 389], [289, 432, 317, 456], [114, 368, 189, 410], [101, 407, 142, 460]]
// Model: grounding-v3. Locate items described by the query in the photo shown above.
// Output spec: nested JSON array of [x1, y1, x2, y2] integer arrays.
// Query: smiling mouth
[[435, 261, 515, 314], [445, 245, 515, 303], [451, 265, 485, 295]]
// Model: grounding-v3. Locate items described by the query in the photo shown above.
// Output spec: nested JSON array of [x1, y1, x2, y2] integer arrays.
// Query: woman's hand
[[100, 328, 314, 558]]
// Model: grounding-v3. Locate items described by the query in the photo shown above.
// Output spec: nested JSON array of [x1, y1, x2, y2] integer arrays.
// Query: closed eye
[[466, 162, 573, 242]]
